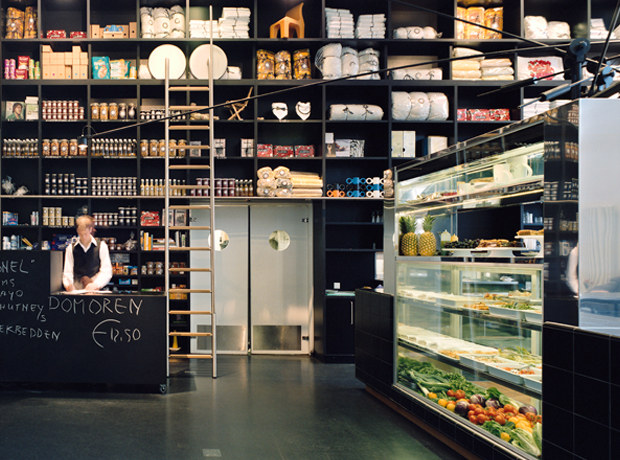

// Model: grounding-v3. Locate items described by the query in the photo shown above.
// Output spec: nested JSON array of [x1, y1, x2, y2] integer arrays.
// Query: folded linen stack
[[355, 14, 386, 39], [451, 47, 514, 81], [315, 44, 381, 80], [524, 16, 571, 39], [189, 20, 219, 38], [391, 91, 449, 121], [290, 171, 323, 198], [219, 7, 251, 38], [325, 8, 354, 39]]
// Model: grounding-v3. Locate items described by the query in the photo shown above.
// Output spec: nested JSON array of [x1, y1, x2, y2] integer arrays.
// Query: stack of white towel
[[219, 7, 250, 38], [315, 43, 380, 80], [189, 7, 250, 39], [451, 47, 514, 81], [325, 8, 354, 38], [355, 14, 386, 39]]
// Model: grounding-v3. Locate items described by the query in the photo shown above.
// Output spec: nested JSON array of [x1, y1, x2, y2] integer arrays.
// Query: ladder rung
[[170, 288, 212, 294], [169, 267, 211, 272], [169, 310, 213, 315], [169, 165, 211, 170], [169, 145, 210, 150], [169, 125, 210, 130], [169, 86, 210, 91], [168, 247, 211, 251], [169, 225, 211, 230], [169, 204, 211, 209], [169, 332, 213, 337], [169, 354, 213, 359]]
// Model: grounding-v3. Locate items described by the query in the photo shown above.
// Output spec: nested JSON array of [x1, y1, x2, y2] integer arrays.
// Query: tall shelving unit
[[0, 0, 619, 362]]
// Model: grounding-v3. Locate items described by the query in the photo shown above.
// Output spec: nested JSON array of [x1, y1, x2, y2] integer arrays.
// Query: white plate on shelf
[[189, 44, 228, 80], [487, 363, 527, 384], [522, 374, 542, 392], [149, 44, 186, 80], [524, 310, 543, 323], [445, 247, 519, 258]]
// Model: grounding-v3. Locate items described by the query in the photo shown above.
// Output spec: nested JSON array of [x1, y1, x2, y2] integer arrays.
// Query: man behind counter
[[62, 215, 113, 292]]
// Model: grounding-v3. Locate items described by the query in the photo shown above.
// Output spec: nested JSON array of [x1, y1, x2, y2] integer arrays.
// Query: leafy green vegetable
[[485, 387, 523, 410], [532, 423, 542, 452], [481, 421, 514, 438], [511, 428, 541, 457]]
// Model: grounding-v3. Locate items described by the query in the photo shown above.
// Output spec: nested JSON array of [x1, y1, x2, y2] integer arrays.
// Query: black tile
[[574, 329, 610, 382], [543, 323, 574, 372], [611, 336, 620, 386], [542, 441, 574, 460], [425, 409, 441, 430], [574, 374, 610, 424], [410, 398, 426, 419], [612, 384, 620, 432], [543, 365, 573, 411], [492, 445, 516, 460], [574, 415, 609, 460], [541, 403, 573, 452], [611, 428, 620, 459]]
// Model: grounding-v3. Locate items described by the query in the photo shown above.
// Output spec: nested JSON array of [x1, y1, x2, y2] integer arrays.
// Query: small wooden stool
[[227, 87, 253, 120], [270, 2, 304, 39]]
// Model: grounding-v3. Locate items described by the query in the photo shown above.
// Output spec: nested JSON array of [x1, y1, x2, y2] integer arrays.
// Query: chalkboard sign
[[0, 251, 167, 386]]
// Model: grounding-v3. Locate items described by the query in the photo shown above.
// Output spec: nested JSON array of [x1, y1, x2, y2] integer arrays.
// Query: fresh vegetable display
[[398, 356, 542, 457]]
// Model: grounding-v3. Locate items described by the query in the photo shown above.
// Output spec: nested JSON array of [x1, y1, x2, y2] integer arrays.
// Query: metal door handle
[[350, 301, 354, 325]]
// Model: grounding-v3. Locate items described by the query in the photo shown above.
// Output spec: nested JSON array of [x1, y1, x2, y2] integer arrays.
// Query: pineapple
[[419, 214, 437, 256], [399, 215, 418, 256]]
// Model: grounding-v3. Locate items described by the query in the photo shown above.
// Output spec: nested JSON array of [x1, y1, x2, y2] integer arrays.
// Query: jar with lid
[[149, 139, 158, 157], [140, 139, 149, 157], [42, 139, 51, 156], [59, 139, 69, 156], [109, 102, 118, 120], [69, 139, 78, 156], [128, 103, 136, 120], [90, 102, 100, 120], [50, 139, 60, 156], [99, 102, 109, 120], [169, 139, 177, 157], [118, 103, 127, 120], [158, 139, 166, 157], [177, 139, 187, 157]]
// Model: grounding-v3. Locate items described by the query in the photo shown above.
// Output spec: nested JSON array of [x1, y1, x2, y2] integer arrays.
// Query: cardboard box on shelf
[[129, 22, 137, 38], [403, 131, 416, 158], [102, 25, 128, 39], [90, 24, 100, 38]]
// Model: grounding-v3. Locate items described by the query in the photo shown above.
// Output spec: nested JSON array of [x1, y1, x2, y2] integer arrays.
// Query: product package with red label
[[46, 30, 67, 39], [467, 108, 490, 121], [257, 143, 273, 157], [274, 145, 294, 157], [489, 108, 510, 121], [457, 108, 468, 121], [295, 145, 315, 157], [140, 211, 160, 226], [70, 31, 87, 39]]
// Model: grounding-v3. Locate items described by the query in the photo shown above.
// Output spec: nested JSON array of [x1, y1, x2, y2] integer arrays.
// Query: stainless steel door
[[250, 203, 312, 354], [190, 203, 249, 354]]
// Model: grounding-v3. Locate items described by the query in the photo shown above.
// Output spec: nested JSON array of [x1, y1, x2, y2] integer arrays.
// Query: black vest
[[73, 238, 101, 279]]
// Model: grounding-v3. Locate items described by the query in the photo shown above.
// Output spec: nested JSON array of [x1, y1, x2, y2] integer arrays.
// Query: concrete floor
[[0, 355, 467, 460]]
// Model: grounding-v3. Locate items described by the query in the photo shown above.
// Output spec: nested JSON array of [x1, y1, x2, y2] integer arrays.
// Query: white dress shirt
[[62, 236, 113, 291]]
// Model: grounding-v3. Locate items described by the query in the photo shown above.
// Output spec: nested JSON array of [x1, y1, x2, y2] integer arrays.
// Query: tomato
[[469, 415, 478, 424], [535, 415, 542, 424], [455, 390, 466, 400], [525, 412, 536, 422], [487, 408, 497, 417], [428, 392, 437, 400], [467, 410, 475, 418], [495, 414, 506, 426], [437, 399, 448, 407], [504, 412, 515, 419], [447, 390, 455, 398], [504, 404, 517, 414], [496, 408, 505, 414], [477, 414, 489, 424], [474, 407, 484, 416]]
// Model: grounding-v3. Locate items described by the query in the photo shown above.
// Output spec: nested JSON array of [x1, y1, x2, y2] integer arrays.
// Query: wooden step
[[169, 86, 210, 91], [169, 125, 210, 130], [169, 204, 211, 210], [168, 267, 211, 272], [169, 145, 210, 150], [169, 332, 213, 337], [169, 226, 211, 231], [169, 288, 212, 294], [169, 310, 212, 315], [169, 354, 213, 359], [168, 247, 211, 251]]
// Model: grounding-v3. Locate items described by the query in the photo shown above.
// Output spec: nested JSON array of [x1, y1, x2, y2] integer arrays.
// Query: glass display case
[[391, 117, 547, 459]]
